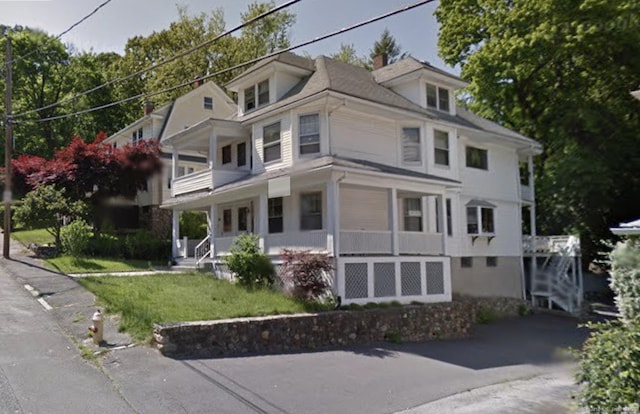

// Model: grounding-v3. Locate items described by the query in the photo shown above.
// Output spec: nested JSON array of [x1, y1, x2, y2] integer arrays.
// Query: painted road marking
[[24, 284, 53, 311]]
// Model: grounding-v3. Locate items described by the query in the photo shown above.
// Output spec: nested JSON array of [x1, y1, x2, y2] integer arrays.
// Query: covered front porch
[[164, 158, 457, 304]]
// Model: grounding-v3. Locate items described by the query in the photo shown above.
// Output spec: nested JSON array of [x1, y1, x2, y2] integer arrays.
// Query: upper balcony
[[172, 168, 248, 197]]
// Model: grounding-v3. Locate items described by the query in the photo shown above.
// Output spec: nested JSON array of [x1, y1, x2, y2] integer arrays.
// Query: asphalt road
[[1, 233, 589, 413]]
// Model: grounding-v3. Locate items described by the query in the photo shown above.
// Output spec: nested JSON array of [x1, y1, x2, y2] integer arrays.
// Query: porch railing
[[171, 168, 249, 197], [194, 235, 211, 266], [266, 231, 328, 255], [340, 230, 392, 254], [398, 232, 443, 255]]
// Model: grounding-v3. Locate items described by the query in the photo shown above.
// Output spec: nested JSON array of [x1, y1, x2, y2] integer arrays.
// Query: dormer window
[[132, 128, 143, 143], [244, 79, 270, 112], [426, 83, 450, 112]]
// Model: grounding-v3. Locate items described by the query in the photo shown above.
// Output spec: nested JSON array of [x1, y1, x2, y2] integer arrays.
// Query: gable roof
[[372, 56, 466, 86], [226, 52, 316, 89]]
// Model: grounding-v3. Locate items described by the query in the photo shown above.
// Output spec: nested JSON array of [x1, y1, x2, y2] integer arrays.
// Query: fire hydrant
[[88, 309, 103, 345]]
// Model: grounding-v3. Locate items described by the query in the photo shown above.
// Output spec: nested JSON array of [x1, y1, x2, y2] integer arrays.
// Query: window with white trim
[[257, 80, 269, 106], [466, 205, 495, 235], [426, 83, 450, 112], [403, 198, 423, 232], [434, 129, 450, 166], [203, 96, 213, 110], [299, 113, 320, 155], [401, 127, 421, 163], [466, 146, 488, 170], [223, 209, 232, 233], [300, 192, 322, 230], [237, 142, 246, 167], [132, 127, 143, 143], [263, 122, 281, 163], [222, 145, 232, 165], [268, 197, 283, 233], [244, 86, 256, 112]]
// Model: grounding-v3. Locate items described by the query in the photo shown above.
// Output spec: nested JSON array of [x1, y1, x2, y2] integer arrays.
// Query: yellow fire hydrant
[[88, 309, 103, 345]]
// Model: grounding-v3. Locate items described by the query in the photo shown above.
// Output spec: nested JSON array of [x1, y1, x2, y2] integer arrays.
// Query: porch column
[[389, 188, 399, 256], [209, 204, 216, 259], [171, 210, 180, 258], [326, 179, 340, 257], [528, 155, 537, 304], [209, 132, 217, 188], [257, 192, 268, 252], [436, 194, 447, 254], [421, 196, 429, 233], [171, 146, 179, 191]]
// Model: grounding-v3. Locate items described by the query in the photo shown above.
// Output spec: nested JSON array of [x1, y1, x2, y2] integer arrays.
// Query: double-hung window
[[244, 80, 270, 113], [244, 86, 256, 112], [268, 197, 283, 233], [203, 96, 213, 110], [434, 129, 450, 166], [466, 202, 495, 235], [466, 146, 488, 170], [300, 192, 322, 230], [263, 122, 281, 163], [403, 198, 423, 232], [426, 83, 450, 112], [132, 128, 143, 143], [402, 127, 421, 163], [299, 114, 320, 155], [257, 80, 269, 106]]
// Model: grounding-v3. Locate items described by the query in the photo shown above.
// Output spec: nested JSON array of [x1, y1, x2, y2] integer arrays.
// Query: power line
[[6, 0, 113, 67], [15, 0, 435, 125], [12, 0, 302, 119]]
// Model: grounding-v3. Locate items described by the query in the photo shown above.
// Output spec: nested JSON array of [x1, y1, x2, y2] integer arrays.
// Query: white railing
[[214, 236, 235, 256], [194, 235, 211, 266], [520, 185, 534, 202], [266, 231, 328, 255], [172, 169, 212, 196], [171, 169, 249, 197], [340, 230, 392, 254], [398, 232, 444, 255], [523, 235, 578, 255]]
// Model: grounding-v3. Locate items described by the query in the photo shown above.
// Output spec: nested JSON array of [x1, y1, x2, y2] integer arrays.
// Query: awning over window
[[466, 199, 496, 208]]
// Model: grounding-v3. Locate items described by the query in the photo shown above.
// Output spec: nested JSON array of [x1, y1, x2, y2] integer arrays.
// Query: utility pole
[[3, 38, 12, 259]]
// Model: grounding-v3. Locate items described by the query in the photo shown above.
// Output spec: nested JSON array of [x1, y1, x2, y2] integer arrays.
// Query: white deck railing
[[340, 230, 392, 254], [266, 231, 328, 255], [398, 232, 443, 255], [523, 235, 579, 255], [171, 168, 248, 197]]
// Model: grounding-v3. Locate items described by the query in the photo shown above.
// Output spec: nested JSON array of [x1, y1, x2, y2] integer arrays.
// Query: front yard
[[45, 256, 160, 274], [78, 273, 326, 342]]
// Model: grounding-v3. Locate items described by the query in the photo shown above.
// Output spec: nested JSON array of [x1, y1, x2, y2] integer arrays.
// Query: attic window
[[204, 96, 213, 110], [426, 83, 450, 112], [244, 79, 270, 112]]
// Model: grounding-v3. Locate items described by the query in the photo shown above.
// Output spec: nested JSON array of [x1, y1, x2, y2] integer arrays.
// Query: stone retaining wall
[[154, 297, 527, 358]]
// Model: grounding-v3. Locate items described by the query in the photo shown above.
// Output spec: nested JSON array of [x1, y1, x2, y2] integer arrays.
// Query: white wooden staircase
[[527, 236, 583, 314]]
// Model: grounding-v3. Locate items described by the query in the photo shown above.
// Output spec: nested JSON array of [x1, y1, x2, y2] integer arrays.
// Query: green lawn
[[78, 274, 324, 342], [45, 256, 160, 274], [12, 228, 55, 246]]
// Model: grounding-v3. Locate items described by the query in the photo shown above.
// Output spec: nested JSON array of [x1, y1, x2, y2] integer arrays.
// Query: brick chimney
[[373, 53, 388, 70], [193, 75, 203, 89], [143, 101, 155, 116]]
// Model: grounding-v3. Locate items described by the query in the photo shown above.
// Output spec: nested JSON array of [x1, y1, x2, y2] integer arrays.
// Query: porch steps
[[171, 258, 205, 272]]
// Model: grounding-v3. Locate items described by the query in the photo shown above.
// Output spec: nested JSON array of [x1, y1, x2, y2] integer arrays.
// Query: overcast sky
[[0, 0, 455, 72]]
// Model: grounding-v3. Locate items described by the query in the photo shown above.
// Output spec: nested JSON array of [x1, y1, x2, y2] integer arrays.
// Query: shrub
[[87, 233, 124, 258], [577, 321, 640, 413], [60, 219, 92, 256], [124, 231, 170, 261], [223, 234, 275, 289], [279, 249, 333, 300], [179, 211, 208, 239], [609, 239, 640, 322]]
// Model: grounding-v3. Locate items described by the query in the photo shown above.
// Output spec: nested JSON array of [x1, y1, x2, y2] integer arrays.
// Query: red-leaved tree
[[10, 132, 162, 229]]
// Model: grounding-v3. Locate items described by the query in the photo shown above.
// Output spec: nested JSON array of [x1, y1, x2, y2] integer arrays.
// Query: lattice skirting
[[338, 257, 451, 304]]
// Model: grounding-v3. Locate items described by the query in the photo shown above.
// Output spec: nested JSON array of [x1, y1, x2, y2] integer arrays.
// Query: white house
[[151, 52, 568, 306], [104, 80, 236, 235]]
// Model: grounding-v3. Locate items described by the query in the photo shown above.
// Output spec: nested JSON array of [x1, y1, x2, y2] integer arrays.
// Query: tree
[[435, 0, 640, 262], [13, 185, 87, 248], [331, 43, 370, 69], [369, 28, 406, 65]]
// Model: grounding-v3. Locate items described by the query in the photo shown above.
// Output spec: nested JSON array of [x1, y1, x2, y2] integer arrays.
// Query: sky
[[0, 0, 456, 73]]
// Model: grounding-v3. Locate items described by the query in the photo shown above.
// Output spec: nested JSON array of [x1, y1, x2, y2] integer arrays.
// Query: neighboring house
[[611, 219, 640, 236], [156, 51, 569, 307], [104, 81, 236, 236]]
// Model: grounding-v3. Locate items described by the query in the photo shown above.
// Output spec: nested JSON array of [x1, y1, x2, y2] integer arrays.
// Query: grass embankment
[[45, 256, 160, 274], [78, 273, 323, 342], [12, 228, 54, 246]]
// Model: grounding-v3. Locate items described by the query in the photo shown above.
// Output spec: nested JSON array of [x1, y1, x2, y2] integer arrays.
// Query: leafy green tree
[[331, 43, 370, 69], [609, 238, 640, 322], [435, 0, 640, 262], [14, 185, 87, 248], [369, 28, 406, 65]]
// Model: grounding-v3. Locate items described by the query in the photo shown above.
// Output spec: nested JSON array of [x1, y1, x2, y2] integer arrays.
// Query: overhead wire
[[12, 0, 302, 118], [5, 0, 114, 67], [14, 0, 435, 125]]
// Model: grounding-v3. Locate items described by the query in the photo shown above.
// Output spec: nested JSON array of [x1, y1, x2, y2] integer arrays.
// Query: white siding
[[340, 186, 389, 231], [274, 72, 301, 101], [330, 110, 397, 165], [391, 81, 421, 107]]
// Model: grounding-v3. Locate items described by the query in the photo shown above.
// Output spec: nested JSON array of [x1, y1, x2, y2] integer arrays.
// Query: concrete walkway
[[0, 234, 590, 413]]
